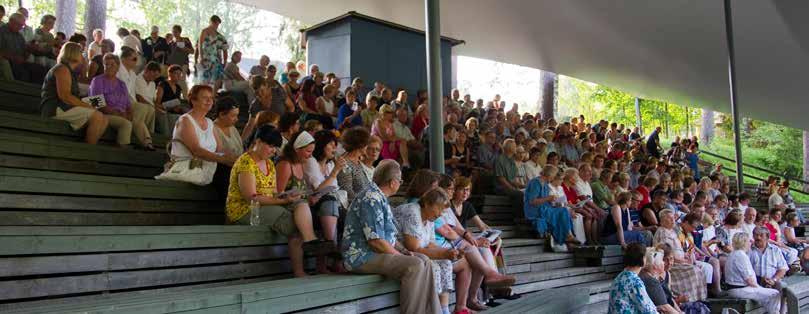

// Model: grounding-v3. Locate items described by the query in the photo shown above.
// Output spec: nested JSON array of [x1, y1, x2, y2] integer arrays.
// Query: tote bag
[[155, 140, 217, 186]]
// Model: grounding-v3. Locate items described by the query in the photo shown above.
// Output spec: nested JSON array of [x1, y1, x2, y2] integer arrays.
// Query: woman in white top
[[316, 84, 338, 124], [172, 85, 237, 193], [302, 130, 346, 249], [725, 232, 782, 314]]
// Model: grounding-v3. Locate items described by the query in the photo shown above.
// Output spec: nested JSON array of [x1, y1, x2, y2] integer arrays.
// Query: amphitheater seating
[[5, 78, 808, 313]]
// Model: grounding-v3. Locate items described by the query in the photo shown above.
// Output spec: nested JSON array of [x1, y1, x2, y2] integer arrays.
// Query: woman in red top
[[296, 79, 318, 114], [410, 103, 429, 140], [635, 176, 657, 208], [562, 168, 598, 244]]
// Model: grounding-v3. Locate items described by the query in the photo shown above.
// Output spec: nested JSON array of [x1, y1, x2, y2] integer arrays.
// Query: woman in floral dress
[[196, 15, 228, 89]]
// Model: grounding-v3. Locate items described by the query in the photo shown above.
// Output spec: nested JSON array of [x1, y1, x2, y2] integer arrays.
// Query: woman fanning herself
[[226, 125, 330, 277], [276, 130, 340, 273]]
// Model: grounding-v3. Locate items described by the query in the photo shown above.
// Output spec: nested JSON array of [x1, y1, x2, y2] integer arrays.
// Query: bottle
[[249, 196, 261, 226]]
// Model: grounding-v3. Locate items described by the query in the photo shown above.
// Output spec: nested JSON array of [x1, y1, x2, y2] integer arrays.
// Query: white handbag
[[155, 140, 217, 186]]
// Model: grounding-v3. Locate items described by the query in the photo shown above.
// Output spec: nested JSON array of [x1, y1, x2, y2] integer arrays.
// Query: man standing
[[647, 126, 663, 158]]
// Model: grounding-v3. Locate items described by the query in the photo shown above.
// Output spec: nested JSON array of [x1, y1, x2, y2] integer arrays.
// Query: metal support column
[[634, 97, 643, 135], [724, 0, 745, 193], [425, 0, 444, 173]]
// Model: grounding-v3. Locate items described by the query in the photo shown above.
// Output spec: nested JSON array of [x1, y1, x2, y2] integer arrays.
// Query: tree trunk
[[83, 0, 107, 40], [701, 108, 715, 145], [540, 70, 556, 121], [55, 0, 77, 36], [803, 130, 809, 192]]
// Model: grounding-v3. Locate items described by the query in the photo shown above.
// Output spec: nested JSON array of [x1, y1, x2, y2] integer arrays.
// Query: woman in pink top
[[372, 104, 411, 169]]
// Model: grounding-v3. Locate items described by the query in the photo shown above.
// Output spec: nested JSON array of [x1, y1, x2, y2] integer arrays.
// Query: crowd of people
[[3, 7, 808, 314]]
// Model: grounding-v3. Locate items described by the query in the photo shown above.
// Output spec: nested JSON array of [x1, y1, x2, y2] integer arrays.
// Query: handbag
[[155, 140, 217, 186]]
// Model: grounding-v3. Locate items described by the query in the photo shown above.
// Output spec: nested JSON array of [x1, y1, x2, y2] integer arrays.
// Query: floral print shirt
[[608, 270, 658, 314], [341, 184, 398, 271]]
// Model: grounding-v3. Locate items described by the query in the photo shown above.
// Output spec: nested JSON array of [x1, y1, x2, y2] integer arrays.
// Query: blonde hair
[[57, 42, 84, 64], [732, 232, 750, 250]]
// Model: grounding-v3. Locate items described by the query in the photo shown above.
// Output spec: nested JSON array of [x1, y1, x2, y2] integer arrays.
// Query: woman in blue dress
[[524, 165, 578, 252]]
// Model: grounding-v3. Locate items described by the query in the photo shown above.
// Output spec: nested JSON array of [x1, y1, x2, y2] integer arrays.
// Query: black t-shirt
[[639, 203, 662, 227], [453, 201, 479, 228], [640, 272, 669, 306]]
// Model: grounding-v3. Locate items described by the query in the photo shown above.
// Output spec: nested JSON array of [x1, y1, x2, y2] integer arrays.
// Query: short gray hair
[[732, 232, 750, 250], [373, 159, 401, 187], [753, 226, 770, 237]]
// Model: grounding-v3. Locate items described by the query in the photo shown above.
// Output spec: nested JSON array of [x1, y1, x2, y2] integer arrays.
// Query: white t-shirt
[[88, 41, 104, 58], [742, 222, 756, 237], [135, 74, 156, 105], [116, 66, 138, 102], [769, 193, 784, 210], [574, 179, 594, 198]]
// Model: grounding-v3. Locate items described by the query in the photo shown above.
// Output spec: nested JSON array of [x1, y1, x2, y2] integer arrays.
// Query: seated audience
[[372, 104, 411, 168], [725, 232, 783, 314], [750, 226, 789, 290], [88, 53, 148, 148], [250, 55, 269, 77], [116, 48, 155, 149], [524, 165, 578, 252], [225, 124, 331, 277], [603, 192, 652, 247], [154, 65, 189, 134], [393, 187, 473, 314], [302, 130, 348, 270], [241, 75, 271, 141], [41, 42, 109, 145], [608, 243, 658, 313], [222, 51, 255, 104], [639, 246, 683, 314], [336, 127, 373, 201], [166, 85, 237, 186], [341, 160, 441, 314], [0, 13, 47, 83]]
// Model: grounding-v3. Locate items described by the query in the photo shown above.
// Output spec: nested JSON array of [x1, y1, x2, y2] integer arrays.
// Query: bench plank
[[0, 132, 166, 167], [0, 153, 161, 179], [0, 210, 222, 226], [0, 193, 219, 213], [0, 167, 216, 200]]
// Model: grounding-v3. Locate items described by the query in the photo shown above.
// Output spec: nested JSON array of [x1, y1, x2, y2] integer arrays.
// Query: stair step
[[514, 266, 603, 285], [506, 258, 575, 274], [512, 268, 613, 295], [505, 252, 573, 266]]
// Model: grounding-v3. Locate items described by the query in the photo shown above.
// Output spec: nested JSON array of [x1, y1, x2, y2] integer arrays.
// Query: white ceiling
[[239, 0, 808, 130]]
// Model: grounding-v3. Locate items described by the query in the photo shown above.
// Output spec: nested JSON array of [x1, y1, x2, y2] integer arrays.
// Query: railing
[[700, 149, 809, 196]]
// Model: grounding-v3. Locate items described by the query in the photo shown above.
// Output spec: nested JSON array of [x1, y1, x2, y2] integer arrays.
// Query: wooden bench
[[0, 225, 295, 302], [3, 274, 399, 314], [488, 286, 589, 313], [783, 273, 809, 313], [0, 109, 170, 148], [0, 131, 166, 179], [0, 166, 221, 225], [705, 298, 765, 314]]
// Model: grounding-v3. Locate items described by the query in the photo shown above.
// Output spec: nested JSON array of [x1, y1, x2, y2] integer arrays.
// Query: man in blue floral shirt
[[341, 159, 441, 314]]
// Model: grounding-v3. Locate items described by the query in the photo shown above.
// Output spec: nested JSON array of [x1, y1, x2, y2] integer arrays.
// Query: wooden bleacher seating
[[8, 78, 807, 313]]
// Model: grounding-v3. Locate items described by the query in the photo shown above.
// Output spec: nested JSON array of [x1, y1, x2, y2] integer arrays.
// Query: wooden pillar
[[701, 108, 715, 145], [803, 131, 809, 192]]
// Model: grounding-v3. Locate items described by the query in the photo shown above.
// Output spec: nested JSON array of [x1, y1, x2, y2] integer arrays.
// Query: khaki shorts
[[236, 204, 298, 236], [55, 106, 96, 130]]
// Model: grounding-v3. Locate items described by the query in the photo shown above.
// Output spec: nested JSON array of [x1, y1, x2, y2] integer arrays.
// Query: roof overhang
[[237, 0, 809, 130]]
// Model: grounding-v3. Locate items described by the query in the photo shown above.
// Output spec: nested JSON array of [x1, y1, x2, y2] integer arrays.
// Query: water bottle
[[249, 197, 261, 226]]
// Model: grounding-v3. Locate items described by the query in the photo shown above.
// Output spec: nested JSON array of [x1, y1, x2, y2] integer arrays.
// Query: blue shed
[[301, 11, 464, 98]]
